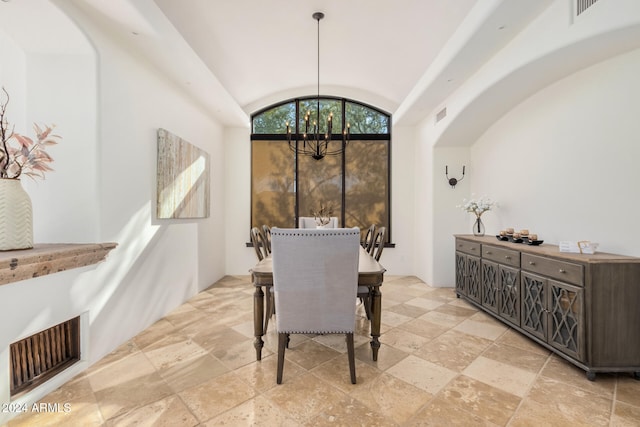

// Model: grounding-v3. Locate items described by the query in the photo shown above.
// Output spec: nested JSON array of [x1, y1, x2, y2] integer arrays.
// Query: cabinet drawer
[[522, 254, 584, 286], [482, 245, 520, 268], [455, 239, 481, 256]]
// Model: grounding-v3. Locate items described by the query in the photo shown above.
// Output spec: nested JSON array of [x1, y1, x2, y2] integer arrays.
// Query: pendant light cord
[[316, 13, 321, 134]]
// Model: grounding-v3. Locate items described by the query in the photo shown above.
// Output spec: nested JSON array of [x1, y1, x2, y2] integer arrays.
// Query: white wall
[[413, 114, 471, 287], [472, 48, 640, 257], [224, 126, 254, 274], [415, 0, 640, 287], [0, 19, 101, 418], [412, 121, 434, 283], [387, 125, 416, 275], [432, 146, 470, 286], [65, 0, 228, 353], [24, 54, 99, 242], [0, 32, 26, 127], [0, 3, 226, 420]]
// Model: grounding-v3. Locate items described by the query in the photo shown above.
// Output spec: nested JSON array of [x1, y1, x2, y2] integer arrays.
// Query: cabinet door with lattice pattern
[[455, 252, 466, 297], [481, 260, 499, 314], [521, 272, 547, 341], [548, 280, 584, 360], [465, 255, 481, 303], [498, 265, 520, 327]]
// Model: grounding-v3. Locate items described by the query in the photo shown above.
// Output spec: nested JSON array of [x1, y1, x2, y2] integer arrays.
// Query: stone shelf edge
[[0, 243, 118, 286]]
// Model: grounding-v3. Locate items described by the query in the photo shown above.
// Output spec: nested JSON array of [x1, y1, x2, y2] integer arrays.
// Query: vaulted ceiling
[[2, 0, 555, 127], [151, 0, 478, 112]]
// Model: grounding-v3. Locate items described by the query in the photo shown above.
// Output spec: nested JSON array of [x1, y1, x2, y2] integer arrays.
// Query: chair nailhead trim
[[279, 330, 354, 334], [271, 231, 360, 237]]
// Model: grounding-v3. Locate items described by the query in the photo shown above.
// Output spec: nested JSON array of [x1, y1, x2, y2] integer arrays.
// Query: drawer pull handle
[[505, 256, 511, 260], [529, 261, 536, 265], [486, 251, 492, 255], [559, 269, 566, 273], [471, 247, 476, 250]]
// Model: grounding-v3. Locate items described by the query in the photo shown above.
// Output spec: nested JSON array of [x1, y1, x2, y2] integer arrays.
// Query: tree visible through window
[[251, 97, 391, 242]]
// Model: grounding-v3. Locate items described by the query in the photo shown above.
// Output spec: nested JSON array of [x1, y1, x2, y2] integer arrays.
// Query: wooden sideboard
[[454, 235, 640, 381]]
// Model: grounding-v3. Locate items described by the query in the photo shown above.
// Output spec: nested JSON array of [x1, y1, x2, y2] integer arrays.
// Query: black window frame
[[250, 96, 392, 244]]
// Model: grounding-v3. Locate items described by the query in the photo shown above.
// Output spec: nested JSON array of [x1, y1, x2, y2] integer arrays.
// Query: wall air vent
[[436, 107, 447, 123], [576, 0, 599, 16], [10, 317, 80, 397]]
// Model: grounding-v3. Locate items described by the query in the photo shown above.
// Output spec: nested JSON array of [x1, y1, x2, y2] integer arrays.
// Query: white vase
[[0, 178, 34, 251]]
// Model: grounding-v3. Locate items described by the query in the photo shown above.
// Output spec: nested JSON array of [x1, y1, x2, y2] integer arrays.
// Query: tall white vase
[[0, 178, 34, 251]]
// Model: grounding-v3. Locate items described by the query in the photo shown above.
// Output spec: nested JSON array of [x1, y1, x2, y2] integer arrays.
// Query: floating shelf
[[0, 243, 117, 286]]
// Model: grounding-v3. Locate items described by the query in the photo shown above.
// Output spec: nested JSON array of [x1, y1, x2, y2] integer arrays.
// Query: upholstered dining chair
[[362, 224, 376, 250], [250, 227, 268, 261], [298, 216, 339, 229], [358, 226, 385, 319], [261, 225, 272, 254], [357, 224, 377, 317], [251, 226, 275, 331], [271, 227, 360, 384], [370, 226, 386, 262]]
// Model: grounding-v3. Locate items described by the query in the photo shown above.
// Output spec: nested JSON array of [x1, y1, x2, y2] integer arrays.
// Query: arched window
[[250, 97, 391, 243]]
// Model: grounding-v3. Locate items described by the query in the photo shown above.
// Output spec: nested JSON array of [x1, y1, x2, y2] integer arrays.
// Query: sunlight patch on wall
[[156, 128, 210, 219]]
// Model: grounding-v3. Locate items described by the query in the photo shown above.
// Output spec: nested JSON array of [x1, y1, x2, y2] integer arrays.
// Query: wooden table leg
[[370, 285, 382, 361], [264, 286, 272, 334], [253, 285, 265, 360]]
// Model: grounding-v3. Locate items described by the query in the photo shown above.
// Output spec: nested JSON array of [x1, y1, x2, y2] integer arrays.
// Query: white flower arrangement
[[459, 195, 496, 218]]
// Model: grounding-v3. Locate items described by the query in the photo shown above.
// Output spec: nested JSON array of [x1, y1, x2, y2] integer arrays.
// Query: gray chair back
[[271, 227, 360, 383], [272, 228, 359, 333]]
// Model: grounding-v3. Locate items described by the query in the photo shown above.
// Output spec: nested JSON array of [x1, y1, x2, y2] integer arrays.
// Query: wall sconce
[[445, 165, 465, 188]]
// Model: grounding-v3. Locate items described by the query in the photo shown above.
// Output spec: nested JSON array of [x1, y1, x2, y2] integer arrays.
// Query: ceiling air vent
[[436, 107, 447, 123], [576, 0, 599, 16]]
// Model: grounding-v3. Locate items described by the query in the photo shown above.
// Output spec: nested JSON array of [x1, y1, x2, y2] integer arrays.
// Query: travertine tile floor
[[8, 275, 640, 426]]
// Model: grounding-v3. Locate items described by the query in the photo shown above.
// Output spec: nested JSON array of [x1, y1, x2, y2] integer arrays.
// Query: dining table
[[250, 246, 386, 361]]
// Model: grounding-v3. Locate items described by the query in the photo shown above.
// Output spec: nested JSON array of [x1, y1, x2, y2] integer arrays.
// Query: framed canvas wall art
[[156, 128, 210, 219]]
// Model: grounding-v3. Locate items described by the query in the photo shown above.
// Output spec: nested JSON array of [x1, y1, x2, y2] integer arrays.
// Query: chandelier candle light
[[285, 12, 350, 160], [459, 196, 496, 237]]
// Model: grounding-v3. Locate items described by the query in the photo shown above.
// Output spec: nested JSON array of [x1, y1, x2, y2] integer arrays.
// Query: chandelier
[[285, 12, 350, 160]]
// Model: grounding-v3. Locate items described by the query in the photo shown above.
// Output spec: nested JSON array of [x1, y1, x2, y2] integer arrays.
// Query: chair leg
[[358, 295, 371, 320], [363, 295, 372, 320], [346, 333, 356, 384], [277, 333, 288, 384]]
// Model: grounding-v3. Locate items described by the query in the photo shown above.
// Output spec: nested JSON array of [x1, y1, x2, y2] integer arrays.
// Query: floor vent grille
[[10, 317, 80, 397]]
